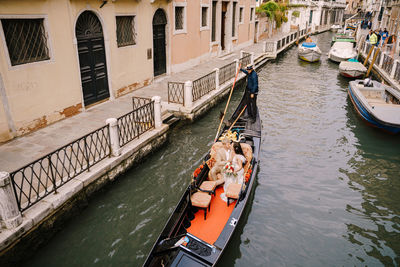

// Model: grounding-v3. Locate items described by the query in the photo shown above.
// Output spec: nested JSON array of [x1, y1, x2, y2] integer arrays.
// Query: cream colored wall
[[0, 0, 167, 142], [238, 0, 254, 45], [0, 101, 12, 142], [0, 0, 82, 138]]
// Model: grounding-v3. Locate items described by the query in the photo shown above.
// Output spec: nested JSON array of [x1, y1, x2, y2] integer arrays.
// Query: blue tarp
[[301, 42, 317, 48]]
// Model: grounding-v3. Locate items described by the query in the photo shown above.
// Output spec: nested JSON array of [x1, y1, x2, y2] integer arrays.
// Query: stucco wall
[[0, 0, 83, 137]]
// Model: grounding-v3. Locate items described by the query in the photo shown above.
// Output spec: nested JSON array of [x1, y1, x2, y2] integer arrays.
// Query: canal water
[[28, 31, 400, 266]]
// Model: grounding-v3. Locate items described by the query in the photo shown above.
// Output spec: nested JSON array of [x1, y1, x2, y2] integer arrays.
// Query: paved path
[[0, 40, 265, 173]]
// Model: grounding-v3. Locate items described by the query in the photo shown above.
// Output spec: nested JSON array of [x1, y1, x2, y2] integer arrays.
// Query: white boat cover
[[329, 42, 357, 61], [339, 61, 367, 72]]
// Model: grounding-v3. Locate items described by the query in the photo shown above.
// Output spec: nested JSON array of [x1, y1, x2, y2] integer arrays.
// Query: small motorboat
[[331, 33, 355, 46], [298, 42, 322, 62], [348, 79, 400, 133], [339, 59, 367, 78], [330, 24, 342, 33], [328, 41, 357, 63]]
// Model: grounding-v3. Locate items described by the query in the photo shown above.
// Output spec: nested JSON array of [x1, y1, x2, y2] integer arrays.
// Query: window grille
[[239, 7, 244, 23], [232, 2, 237, 37], [116, 16, 136, 47], [212, 1, 217, 41], [201, 7, 208, 27], [250, 8, 254, 21], [175, 6, 184, 30], [1, 18, 50, 66]]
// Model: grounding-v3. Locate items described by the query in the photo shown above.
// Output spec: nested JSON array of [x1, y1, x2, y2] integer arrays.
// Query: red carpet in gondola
[[187, 187, 235, 244]]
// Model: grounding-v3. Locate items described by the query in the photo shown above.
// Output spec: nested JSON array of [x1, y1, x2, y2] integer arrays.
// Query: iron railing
[[239, 53, 251, 68], [117, 100, 155, 147], [192, 71, 216, 102], [168, 81, 185, 105], [219, 61, 236, 85], [10, 125, 111, 212], [375, 49, 382, 66], [132, 96, 152, 110], [394, 61, 400, 82], [365, 43, 372, 54], [382, 53, 394, 74], [265, 41, 276, 53]]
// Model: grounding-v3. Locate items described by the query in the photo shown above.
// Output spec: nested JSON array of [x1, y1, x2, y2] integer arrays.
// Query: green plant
[[256, 1, 288, 28], [292, 11, 300, 18]]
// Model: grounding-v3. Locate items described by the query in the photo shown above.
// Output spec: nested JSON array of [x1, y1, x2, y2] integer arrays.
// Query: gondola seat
[[191, 192, 212, 220], [226, 183, 242, 206]]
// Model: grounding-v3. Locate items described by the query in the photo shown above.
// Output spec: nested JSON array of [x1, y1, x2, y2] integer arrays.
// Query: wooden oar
[[214, 63, 242, 142], [227, 105, 248, 133]]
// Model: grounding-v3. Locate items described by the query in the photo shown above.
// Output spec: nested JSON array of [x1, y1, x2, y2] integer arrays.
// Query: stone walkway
[[0, 40, 266, 173]]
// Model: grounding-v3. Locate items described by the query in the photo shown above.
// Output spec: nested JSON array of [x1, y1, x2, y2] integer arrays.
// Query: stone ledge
[[0, 124, 169, 258]]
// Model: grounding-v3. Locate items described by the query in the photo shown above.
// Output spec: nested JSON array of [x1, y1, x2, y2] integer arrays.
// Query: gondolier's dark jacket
[[240, 69, 259, 94]]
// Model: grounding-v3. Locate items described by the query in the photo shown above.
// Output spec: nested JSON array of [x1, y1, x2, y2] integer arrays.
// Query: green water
[[28, 32, 400, 266]]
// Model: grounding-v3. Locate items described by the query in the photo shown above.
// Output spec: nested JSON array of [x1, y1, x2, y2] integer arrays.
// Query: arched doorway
[[76, 11, 109, 106], [152, 9, 167, 77]]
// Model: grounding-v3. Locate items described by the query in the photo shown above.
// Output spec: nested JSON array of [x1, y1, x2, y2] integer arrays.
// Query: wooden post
[[365, 47, 381, 77], [363, 46, 374, 66]]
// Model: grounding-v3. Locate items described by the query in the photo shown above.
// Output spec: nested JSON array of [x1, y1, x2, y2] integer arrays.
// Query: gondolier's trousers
[[230, 90, 257, 122]]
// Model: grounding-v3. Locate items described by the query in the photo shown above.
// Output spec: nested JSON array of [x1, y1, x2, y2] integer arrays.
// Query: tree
[[256, 1, 288, 37]]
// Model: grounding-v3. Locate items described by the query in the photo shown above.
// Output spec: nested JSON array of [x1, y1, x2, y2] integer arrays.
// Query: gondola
[[143, 91, 261, 267]]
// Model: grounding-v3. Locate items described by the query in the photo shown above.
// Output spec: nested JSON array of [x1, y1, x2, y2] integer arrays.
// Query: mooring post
[[214, 68, 220, 90], [106, 118, 121, 157], [184, 81, 193, 108], [152, 96, 162, 129], [0, 172, 22, 229]]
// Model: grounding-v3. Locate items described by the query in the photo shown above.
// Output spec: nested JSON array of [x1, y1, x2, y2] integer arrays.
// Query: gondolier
[[231, 64, 258, 123]]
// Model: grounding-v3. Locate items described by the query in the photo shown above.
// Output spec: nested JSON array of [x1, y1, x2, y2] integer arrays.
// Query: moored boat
[[328, 41, 357, 63], [298, 42, 322, 62], [330, 24, 342, 32], [339, 59, 367, 78], [348, 79, 400, 133], [143, 91, 261, 266]]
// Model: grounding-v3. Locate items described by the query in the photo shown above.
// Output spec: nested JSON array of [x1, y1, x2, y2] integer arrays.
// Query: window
[[239, 7, 244, 23], [201, 7, 208, 27], [116, 16, 136, 47], [211, 1, 217, 42], [232, 2, 237, 37], [1, 18, 50, 66], [250, 7, 254, 22], [175, 6, 184, 30], [309, 10, 313, 24]]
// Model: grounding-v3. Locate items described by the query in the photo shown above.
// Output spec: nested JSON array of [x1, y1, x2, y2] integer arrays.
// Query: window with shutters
[[1, 18, 50, 66], [201, 7, 208, 28], [232, 2, 237, 37], [239, 7, 244, 24], [211, 1, 217, 42], [250, 7, 254, 22], [116, 16, 136, 47]]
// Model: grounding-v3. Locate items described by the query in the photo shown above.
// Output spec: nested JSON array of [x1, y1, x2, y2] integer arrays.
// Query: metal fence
[[192, 71, 216, 102], [168, 82, 185, 105], [394, 61, 400, 82], [117, 100, 155, 147], [132, 96, 152, 110], [10, 125, 111, 212], [239, 53, 251, 68], [265, 41, 275, 53], [375, 49, 382, 65], [219, 61, 236, 86], [365, 43, 372, 54], [382, 53, 394, 74]]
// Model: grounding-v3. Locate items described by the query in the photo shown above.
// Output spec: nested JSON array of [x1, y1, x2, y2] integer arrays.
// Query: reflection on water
[[27, 32, 400, 267]]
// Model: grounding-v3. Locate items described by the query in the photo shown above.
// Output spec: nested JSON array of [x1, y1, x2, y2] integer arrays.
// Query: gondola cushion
[[191, 192, 211, 208], [200, 181, 217, 191], [226, 183, 242, 199]]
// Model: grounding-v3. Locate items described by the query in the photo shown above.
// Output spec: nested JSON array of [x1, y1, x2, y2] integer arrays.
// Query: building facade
[[0, 0, 256, 143]]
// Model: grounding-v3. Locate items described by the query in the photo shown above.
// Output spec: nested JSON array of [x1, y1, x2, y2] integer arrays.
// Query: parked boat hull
[[340, 70, 365, 78], [298, 45, 321, 62], [348, 80, 400, 133], [328, 52, 357, 63]]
